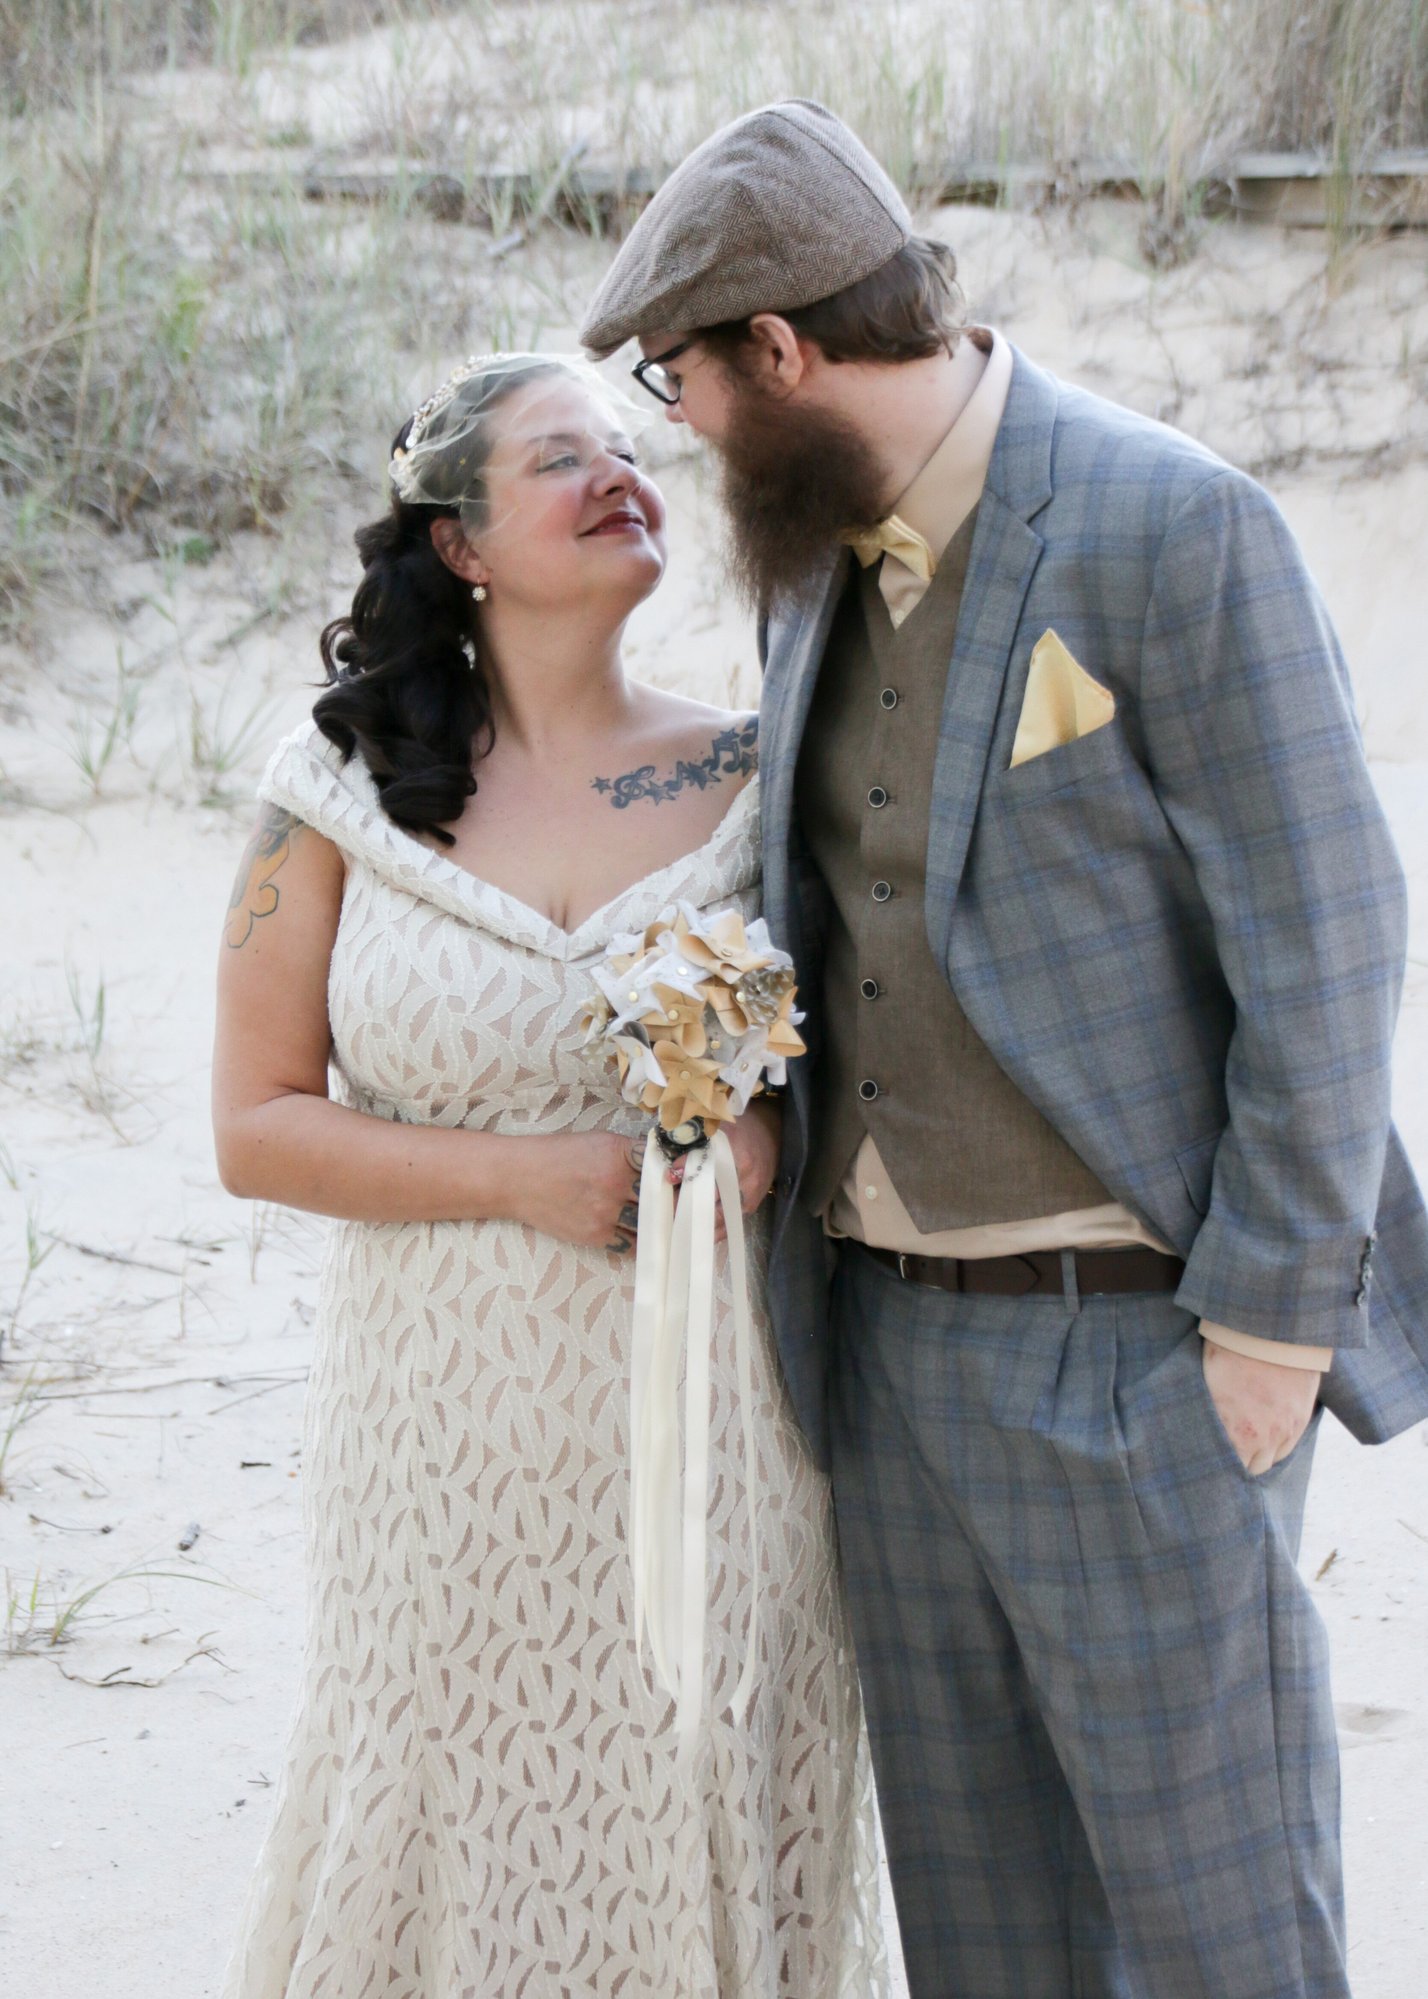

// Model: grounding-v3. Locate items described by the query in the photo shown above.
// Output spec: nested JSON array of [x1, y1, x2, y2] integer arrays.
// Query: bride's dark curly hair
[[315, 357, 560, 844]]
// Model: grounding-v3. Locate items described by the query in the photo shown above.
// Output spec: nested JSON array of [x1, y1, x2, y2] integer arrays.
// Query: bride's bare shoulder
[[631, 686, 760, 781]]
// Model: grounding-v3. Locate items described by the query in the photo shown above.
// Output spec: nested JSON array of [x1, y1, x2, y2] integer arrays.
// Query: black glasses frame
[[631, 339, 694, 405]]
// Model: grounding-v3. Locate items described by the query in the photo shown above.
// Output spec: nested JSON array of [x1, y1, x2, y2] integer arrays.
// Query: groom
[[582, 103, 1428, 1995]]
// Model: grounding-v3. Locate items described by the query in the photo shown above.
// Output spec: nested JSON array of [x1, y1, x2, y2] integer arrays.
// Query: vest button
[[867, 786, 889, 809], [879, 687, 899, 710], [871, 880, 892, 903], [860, 977, 880, 1000], [858, 1078, 881, 1103]]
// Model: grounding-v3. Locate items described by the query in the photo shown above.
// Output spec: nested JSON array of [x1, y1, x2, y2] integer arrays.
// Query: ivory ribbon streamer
[[628, 1126, 761, 1764]]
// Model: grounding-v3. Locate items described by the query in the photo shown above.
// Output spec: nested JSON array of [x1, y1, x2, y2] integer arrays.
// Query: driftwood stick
[[45, 1234, 185, 1278], [55, 1637, 229, 1689], [30, 1368, 308, 1405], [207, 1376, 309, 1414]]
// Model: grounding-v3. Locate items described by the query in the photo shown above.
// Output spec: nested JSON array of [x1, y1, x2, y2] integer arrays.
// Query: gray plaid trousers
[[828, 1244, 1347, 1999]]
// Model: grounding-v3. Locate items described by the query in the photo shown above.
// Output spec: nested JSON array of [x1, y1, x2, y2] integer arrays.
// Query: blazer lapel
[[924, 349, 1058, 969], [760, 547, 850, 937]]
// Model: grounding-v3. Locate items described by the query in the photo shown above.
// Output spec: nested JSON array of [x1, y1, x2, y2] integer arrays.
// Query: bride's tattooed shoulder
[[591, 715, 759, 810], [225, 804, 303, 948]]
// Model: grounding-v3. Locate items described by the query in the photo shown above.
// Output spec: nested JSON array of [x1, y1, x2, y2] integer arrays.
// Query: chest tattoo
[[590, 718, 758, 810]]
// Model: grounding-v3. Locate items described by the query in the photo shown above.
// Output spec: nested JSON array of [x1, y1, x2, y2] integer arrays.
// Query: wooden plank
[[915, 153, 1428, 226], [300, 166, 468, 218], [1222, 156, 1428, 228], [188, 152, 1428, 231], [1231, 150, 1428, 180]]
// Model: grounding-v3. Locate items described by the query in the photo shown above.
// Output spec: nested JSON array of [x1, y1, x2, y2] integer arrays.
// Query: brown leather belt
[[860, 1243, 1185, 1297]]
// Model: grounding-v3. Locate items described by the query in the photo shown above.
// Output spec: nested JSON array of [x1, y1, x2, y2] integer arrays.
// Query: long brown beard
[[712, 372, 889, 613]]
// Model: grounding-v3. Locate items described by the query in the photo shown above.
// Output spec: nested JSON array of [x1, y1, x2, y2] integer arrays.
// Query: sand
[[2, 187, 1427, 1997]]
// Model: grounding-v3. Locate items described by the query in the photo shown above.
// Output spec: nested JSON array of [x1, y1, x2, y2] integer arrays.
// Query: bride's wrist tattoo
[[590, 717, 758, 810]]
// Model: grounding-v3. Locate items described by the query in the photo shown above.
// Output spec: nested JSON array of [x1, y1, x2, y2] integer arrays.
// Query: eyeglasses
[[631, 339, 694, 406]]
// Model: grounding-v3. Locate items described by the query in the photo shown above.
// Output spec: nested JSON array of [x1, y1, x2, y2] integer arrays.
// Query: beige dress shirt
[[823, 327, 1328, 1372]]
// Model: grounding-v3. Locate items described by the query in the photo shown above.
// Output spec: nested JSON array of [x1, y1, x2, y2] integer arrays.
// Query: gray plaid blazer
[[761, 347, 1428, 1473]]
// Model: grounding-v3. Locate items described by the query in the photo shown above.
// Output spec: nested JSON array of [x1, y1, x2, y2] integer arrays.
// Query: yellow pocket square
[[1009, 630, 1117, 769]]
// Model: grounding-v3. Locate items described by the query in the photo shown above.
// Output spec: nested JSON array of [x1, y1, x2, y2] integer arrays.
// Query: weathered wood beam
[[1221, 152, 1428, 227], [187, 152, 1428, 231]]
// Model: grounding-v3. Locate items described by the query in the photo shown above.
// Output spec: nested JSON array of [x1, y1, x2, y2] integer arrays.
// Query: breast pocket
[[996, 714, 1137, 802], [984, 712, 1179, 860]]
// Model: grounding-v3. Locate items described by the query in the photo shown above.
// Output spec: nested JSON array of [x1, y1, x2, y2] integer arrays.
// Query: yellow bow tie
[[843, 512, 937, 583]]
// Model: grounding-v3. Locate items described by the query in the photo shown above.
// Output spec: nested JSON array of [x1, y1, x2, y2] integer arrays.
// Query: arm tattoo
[[224, 805, 302, 948], [591, 716, 758, 809]]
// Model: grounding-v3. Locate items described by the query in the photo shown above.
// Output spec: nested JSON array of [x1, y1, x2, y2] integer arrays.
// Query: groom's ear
[[744, 314, 810, 394]]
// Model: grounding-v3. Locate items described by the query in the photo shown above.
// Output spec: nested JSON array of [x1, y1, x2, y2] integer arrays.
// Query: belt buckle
[[897, 1252, 910, 1281]]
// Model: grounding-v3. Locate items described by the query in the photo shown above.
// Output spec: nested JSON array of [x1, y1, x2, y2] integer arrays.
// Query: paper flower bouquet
[[584, 901, 805, 1151], [584, 903, 805, 1758]]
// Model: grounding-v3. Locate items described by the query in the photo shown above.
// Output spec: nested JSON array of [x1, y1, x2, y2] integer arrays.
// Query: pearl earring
[[472, 583, 488, 603]]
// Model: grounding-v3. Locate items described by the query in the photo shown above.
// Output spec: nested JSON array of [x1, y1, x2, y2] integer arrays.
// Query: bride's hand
[[518, 1132, 646, 1254], [668, 1099, 783, 1244]]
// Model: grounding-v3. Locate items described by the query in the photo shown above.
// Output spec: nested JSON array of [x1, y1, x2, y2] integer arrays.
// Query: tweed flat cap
[[579, 100, 913, 356]]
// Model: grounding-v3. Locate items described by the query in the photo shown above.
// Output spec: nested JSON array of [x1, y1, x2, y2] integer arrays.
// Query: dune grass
[[1, 87, 436, 631], [0, 0, 1423, 640], [0, 0, 398, 110]]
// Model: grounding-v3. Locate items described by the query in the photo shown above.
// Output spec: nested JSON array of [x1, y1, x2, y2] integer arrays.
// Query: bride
[[211, 353, 885, 1998]]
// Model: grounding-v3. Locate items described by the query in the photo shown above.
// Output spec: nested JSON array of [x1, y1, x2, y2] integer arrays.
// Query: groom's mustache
[[709, 377, 889, 614]]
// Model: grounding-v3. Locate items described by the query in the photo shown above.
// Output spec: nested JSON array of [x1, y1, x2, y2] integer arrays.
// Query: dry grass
[[0, 0, 1423, 639], [0, 0, 397, 111], [0, 177, 536, 635]]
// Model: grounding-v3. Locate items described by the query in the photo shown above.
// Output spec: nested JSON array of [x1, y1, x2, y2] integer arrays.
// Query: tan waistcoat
[[795, 514, 1115, 1231]]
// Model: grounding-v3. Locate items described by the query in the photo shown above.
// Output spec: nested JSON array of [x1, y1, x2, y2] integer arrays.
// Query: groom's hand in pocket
[[1200, 1337, 1323, 1475]]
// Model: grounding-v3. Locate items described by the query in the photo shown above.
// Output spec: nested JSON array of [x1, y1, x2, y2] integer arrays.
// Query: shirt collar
[[890, 327, 1014, 561]]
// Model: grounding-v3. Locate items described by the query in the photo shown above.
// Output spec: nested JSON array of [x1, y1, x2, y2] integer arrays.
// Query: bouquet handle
[[628, 1126, 760, 1765]]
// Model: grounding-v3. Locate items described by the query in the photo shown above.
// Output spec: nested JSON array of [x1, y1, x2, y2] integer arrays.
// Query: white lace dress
[[220, 723, 886, 1999]]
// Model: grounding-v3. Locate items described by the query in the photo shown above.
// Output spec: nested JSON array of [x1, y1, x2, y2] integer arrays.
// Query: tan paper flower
[[765, 989, 807, 1063], [642, 985, 711, 1058], [648, 1042, 728, 1132]]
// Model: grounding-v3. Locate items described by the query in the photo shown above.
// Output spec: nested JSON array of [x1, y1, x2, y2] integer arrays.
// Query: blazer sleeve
[[1139, 467, 1406, 1348]]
